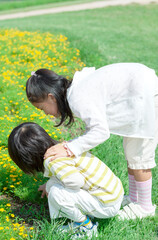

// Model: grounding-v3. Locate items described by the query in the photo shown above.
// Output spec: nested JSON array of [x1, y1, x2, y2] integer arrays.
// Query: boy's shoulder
[[43, 156, 76, 178], [44, 151, 106, 169], [75, 151, 105, 165], [44, 156, 75, 168]]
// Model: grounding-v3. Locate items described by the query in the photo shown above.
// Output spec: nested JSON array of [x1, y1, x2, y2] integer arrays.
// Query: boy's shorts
[[123, 94, 158, 170]]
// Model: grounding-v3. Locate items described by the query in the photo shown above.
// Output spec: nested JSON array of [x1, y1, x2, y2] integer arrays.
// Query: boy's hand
[[44, 143, 69, 161], [38, 183, 48, 198]]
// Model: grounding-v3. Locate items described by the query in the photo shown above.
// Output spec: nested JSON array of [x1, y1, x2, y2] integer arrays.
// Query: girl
[[26, 63, 158, 219], [8, 122, 124, 239]]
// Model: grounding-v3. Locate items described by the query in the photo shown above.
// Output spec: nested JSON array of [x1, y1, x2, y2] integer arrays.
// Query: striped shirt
[[44, 152, 124, 205]]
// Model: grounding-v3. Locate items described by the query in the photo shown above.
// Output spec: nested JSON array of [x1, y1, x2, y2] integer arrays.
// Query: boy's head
[[8, 122, 57, 175]]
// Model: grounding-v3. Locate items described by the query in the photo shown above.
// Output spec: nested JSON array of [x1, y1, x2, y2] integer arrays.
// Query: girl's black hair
[[26, 69, 74, 126], [8, 122, 58, 175]]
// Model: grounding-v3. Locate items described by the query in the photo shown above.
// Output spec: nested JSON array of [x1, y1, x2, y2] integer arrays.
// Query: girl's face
[[32, 94, 60, 117]]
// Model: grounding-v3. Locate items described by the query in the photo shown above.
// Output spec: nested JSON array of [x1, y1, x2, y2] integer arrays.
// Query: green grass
[[0, 28, 85, 239], [0, 5, 157, 72], [0, 0, 79, 11], [0, 3, 158, 240], [0, 0, 103, 13]]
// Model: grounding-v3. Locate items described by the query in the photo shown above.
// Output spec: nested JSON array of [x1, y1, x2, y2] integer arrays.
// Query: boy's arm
[[58, 170, 85, 190], [45, 158, 85, 190], [45, 177, 61, 193], [38, 183, 48, 198]]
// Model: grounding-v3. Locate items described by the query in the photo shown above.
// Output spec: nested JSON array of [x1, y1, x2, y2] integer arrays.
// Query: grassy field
[[0, 0, 102, 13], [0, 4, 157, 71], [0, 3, 158, 240], [0, 0, 79, 11]]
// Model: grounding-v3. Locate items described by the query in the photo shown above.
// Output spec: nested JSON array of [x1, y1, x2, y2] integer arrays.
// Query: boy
[[8, 122, 124, 239]]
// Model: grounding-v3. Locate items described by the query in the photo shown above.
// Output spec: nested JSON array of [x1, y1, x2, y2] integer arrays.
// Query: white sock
[[128, 174, 137, 202], [135, 177, 153, 211]]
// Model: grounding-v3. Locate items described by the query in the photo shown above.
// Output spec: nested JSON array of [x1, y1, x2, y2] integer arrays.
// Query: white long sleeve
[[67, 87, 110, 156]]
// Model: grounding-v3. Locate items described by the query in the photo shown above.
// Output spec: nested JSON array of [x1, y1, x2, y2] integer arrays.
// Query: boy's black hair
[[26, 69, 74, 126], [8, 122, 57, 175]]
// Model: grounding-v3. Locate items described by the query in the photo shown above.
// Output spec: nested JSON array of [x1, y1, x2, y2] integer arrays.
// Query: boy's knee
[[48, 184, 64, 204]]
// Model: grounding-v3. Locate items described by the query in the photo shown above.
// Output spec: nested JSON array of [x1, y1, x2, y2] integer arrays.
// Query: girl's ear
[[48, 93, 57, 103]]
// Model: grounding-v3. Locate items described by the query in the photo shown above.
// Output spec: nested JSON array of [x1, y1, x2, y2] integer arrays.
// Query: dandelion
[[0, 208, 6, 212], [0, 28, 85, 238], [6, 203, 11, 207], [6, 216, 10, 222]]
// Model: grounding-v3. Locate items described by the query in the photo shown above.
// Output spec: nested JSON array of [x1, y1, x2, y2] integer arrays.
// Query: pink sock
[[135, 177, 153, 211], [128, 174, 137, 202]]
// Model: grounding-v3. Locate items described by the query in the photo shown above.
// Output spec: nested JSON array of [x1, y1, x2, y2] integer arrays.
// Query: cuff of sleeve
[[67, 141, 83, 157], [46, 179, 52, 193]]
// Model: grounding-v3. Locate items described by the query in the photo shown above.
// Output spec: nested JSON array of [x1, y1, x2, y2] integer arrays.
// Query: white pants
[[48, 184, 123, 222], [123, 94, 158, 170]]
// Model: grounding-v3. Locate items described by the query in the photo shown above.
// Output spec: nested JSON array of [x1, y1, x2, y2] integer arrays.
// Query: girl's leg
[[127, 168, 138, 202], [122, 93, 158, 217], [123, 135, 157, 212], [128, 168, 153, 211]]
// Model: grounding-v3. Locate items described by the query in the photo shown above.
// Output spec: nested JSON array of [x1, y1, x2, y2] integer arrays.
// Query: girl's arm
[[45, 71, 109, 159], [44, 103, 109, 159]]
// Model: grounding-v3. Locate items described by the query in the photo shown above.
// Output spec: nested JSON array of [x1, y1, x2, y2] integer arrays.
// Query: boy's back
[[44, 152, 124, 206]]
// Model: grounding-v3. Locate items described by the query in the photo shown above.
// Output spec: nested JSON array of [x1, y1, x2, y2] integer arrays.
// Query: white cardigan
[[67, 63, 158, 157]]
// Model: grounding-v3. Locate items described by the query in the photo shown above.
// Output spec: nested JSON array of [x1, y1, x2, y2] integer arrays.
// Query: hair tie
[[31, 71, 37, 77]]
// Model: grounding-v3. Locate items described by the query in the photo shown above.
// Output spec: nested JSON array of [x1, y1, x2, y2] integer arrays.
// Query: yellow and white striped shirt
[[44, 152, 124, 205]]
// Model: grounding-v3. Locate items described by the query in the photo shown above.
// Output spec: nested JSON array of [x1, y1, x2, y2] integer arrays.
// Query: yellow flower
[[0, 208, 6, 212], [23, 234, 28, 238], [0, 30, 85, 233]]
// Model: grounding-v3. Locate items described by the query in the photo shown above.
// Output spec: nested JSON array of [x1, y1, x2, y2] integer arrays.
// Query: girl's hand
[[44, 143, 69, 161], [38, 183, 48, 198]]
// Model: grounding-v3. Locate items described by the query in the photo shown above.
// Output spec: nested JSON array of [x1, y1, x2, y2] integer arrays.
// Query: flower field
[[0, 29, 85, 239]]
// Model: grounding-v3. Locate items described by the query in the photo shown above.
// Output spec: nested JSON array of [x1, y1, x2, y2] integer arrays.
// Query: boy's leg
[[48, 183, 122, 222], [48, 184, 86, 222], [48, 184, 99, 239]]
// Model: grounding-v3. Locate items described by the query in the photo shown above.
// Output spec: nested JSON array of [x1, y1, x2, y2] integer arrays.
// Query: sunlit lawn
[[0, 28, 85, 240], [0, 3, 158, 240]]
